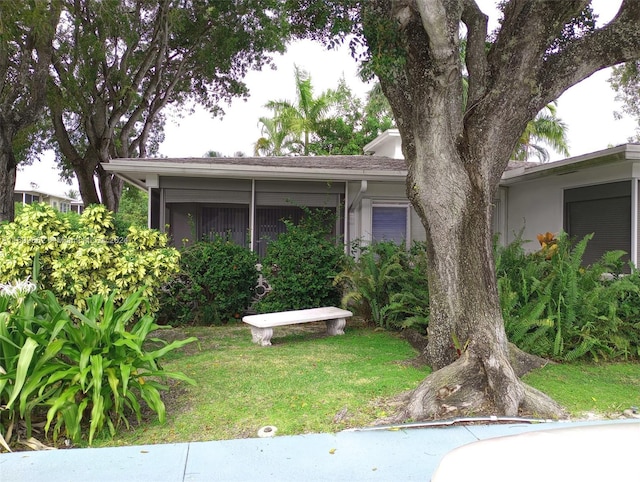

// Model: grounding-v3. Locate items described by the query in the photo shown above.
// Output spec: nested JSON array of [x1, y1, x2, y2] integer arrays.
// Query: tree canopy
[[610, 60, 640, 141], [255, 68, 394, 156], [0, 0, 60, 222], [37, 0, 291, 211]]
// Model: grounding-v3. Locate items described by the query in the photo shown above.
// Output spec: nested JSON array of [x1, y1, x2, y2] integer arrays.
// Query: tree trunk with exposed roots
[[361, 0, 640, 421]]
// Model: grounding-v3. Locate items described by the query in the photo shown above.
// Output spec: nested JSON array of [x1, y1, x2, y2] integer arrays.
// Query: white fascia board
[[500, 144, 637, 185], [363, 129, 400, 155], [103, 161, 407, 182]]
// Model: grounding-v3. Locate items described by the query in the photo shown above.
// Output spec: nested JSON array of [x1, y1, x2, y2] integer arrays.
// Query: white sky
[[17, 0, 638, 196]]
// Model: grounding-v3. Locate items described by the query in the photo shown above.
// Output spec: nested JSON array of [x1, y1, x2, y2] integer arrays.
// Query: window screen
[[255, 206, 338, 259], [564, 181, 631, 267], [201, 205, 249, 246], [372, 205, 408, 245]]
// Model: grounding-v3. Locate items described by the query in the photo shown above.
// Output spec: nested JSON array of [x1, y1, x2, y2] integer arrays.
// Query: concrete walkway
[[0, 420, 636, 481]]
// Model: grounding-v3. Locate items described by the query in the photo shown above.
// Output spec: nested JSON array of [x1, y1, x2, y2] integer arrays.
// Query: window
[[372, 204, 409, 246], [200, 205, 249, 246], [255, 206, 338, 259], [564, 181, 631, 268], [24, 194, 39, 204]]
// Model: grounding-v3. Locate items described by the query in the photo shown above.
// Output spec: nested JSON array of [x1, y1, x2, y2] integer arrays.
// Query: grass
[[523, 362, 640, 416], [94, 321, 639, 448], [96, 320, 430, 447]]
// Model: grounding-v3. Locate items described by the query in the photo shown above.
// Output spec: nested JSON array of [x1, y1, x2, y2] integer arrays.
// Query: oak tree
[[299, 0, 640, 420], [0, 0, 60, 222], [47, 0, 289, 211]]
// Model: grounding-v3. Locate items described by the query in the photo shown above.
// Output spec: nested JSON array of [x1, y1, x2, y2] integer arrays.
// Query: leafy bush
[[256, 209, 347, 313], [157, 237, 259, 325], [114, 185, 148, 236], [0, 203, 179, 312], [496, 232, 640, 361], [0, 280, 196, 448], [335, 241, 430, 331]]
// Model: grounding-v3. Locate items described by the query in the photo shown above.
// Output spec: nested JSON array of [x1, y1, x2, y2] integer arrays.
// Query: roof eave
[[500, 144, 640, 185], [103, 162, 408, 183]]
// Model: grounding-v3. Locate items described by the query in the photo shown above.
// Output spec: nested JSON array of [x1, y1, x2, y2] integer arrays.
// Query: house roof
[[103, 155, 410, 189], [103, 143, 640, 190], [501, 143, 640, 185]]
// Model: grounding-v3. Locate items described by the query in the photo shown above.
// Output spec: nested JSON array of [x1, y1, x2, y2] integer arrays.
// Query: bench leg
[[251, 327, 273, 346], [325, 318, 346, 336]]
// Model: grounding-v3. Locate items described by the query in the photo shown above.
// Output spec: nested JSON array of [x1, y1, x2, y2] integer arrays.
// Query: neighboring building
[[13, 187, 80, 214], [103, 130, 640, 266]]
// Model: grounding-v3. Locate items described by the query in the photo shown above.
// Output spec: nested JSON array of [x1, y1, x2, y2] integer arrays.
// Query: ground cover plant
[[0, 280, 196, 450], [92, 322, 639, 448], [496, 233, 640, 361], [336, 241, 430, 331], [336, 235, 640, 363]]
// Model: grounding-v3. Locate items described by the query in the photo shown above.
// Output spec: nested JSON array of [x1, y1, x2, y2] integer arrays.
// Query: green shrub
[[114, 185, 148, 236], [335, 241, 430, 331], [0, 203, 179, 312], [157, 237, 259, 325], [256, 209, 347, 313], [496, 232, 640, 361], [0, 281, 196, 448]]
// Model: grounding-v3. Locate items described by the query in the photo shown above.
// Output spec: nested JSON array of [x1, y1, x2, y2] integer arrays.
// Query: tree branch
[[461, 0, 489, 108], [414, 0, 453, 62], [538, 0, 640, 109]]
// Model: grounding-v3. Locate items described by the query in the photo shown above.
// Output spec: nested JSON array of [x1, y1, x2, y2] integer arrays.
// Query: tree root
[[508, 342, 553, 377], [388, 350, 567, 423]]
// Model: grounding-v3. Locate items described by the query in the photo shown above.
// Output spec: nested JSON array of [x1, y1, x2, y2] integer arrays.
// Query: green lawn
[[523, 362, 640, 415], [96, 321, 639, 447]]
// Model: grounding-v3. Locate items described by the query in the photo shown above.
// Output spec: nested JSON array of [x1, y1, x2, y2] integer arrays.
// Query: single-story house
[[13, 185, 83, 214], [103, 129, 640, 267]]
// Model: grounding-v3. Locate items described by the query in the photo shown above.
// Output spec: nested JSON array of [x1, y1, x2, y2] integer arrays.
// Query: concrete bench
[[242, 307, 353, 346]]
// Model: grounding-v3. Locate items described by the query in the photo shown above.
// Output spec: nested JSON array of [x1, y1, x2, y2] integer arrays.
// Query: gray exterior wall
[[504, 160, 638, 266]]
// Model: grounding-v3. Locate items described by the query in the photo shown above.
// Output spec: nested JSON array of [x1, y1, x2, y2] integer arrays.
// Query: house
[[103, 130, 640, 267], [13, 185, 81, 214], [103, 152, 421, 258]]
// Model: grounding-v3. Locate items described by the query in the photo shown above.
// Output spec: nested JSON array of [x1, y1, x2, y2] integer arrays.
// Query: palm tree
[[513, 103, 570, 162], [253, 116, 289, 156], [258, 65, 337, 156]]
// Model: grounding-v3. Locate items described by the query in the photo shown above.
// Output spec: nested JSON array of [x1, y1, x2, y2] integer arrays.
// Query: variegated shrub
[[0, 204, 179, 312]]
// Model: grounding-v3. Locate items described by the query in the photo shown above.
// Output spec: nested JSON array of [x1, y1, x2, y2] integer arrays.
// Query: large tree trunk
[[362, 0, 640, 421], [0, 2, 59, 222], [0, 134, 17, 223], [399, 140, 565, 418], [97, 165, 124, 213], [359, 0, 640, 421], [73, 161, 101, 207]]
